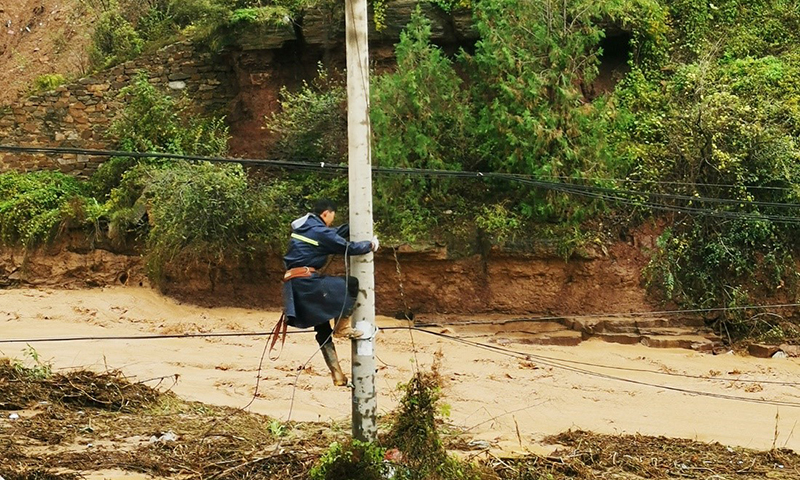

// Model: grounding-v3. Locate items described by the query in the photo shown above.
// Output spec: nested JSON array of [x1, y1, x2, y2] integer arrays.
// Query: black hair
[[313, 199, 337, 215]]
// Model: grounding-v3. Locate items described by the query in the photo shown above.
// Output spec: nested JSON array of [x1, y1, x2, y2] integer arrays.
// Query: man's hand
[[371, 236, 380, 252]]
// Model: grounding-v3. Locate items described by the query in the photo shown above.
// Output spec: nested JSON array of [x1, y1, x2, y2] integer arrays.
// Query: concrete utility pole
[[345, 0, 376, 442]]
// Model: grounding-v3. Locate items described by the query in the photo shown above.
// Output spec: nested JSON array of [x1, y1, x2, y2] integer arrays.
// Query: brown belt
[[283, 266, 315, 282]]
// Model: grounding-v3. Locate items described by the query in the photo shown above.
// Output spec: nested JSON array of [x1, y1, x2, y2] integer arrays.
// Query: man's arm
[[316, 226, 373, 256]]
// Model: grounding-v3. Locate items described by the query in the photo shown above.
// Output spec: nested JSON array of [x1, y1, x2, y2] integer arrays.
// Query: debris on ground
[[2, 358, 800, 479]]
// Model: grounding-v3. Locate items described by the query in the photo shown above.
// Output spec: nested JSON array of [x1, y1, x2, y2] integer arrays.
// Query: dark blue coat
[[282, 214, 373, 328]]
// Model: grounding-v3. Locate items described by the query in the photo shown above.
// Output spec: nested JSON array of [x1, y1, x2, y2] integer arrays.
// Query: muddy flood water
[[2, 286, 800, 462]]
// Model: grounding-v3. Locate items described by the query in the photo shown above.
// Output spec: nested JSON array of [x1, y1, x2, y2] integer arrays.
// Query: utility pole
[[345, 0, 376, 441]]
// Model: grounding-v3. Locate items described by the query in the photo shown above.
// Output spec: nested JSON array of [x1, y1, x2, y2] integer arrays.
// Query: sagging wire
[[5, 326, 796, 385], [3, 144, 800, 223], [4, 144, 799, 194], [4, 322, 800, 402], [0, 330, 308, 344], [6, 300, 800, 345], [392, 246, 420, 374], [412, 327, 800, 408], [240, 331, 272, 411]]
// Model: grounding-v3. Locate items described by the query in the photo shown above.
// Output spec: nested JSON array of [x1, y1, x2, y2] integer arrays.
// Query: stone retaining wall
[[0, 41, 236, 178]]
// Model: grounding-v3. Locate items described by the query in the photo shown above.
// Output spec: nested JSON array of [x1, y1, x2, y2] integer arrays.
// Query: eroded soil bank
[[0, 233, 655, 318]]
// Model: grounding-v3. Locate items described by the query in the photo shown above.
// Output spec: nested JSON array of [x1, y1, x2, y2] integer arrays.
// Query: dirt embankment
[[0, 228, 657, 317]]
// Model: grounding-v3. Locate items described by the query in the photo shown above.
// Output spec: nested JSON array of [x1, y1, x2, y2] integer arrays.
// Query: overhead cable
[[413, 328, 800, 408], [3, 326, 800, 387], [2, 145, 800, 224]]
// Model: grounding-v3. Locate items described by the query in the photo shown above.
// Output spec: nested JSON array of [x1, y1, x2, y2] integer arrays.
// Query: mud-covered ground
[[2, 287, 800, 478], [3, 368, 800, 480]]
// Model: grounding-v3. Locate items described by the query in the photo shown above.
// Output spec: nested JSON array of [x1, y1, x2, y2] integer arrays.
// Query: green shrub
[[371, 9, 478, 172], [168, 0, 229, 36], [475, 203, 522, 244], [168, 0, 311, 51], [310, 440, 388, 480], [12, 345, 53, 380], [90, 70, 233, 266], [89, 9, 144, 68], [0, 171, 96, 247], [668, 0, 800, 59], [426, 0, 470, 13], [31, 74, 67, 93], [228, 6, 290, 25], [383, 370, 481, 480], [143, 162, 254, 279], [266, 65, 347, 163], [618, 48, 800, 330], [369, 9, 482, 244], [110, 71, 229, 156], [463, 0, 618, 221], [92, 71, 229, 196], [137, 4, 178, 42]]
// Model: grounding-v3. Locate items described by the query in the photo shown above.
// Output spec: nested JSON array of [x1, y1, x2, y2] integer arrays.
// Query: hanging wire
[[2, 145, 800, 224], [412, 328, 800, 408]]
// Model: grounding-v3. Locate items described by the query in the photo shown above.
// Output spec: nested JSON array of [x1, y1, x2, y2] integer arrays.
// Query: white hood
[[290, 213, 311, 231]]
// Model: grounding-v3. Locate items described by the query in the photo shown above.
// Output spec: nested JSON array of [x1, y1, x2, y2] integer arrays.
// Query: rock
[[748, 343, 781, 358], [778, 344, 800, 357], [452, 8, 478, 40], [302, 0, 477, 47], [168, 72, 191, 81], [468, 439, 492, 450], [235, 21, 296, 50]]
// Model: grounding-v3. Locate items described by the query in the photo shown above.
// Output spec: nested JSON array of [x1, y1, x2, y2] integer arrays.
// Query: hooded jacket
[[281, 214, 373, 328]]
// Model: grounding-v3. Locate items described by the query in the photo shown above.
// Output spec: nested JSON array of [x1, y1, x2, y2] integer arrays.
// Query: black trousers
[[314, 276, 359, 346]]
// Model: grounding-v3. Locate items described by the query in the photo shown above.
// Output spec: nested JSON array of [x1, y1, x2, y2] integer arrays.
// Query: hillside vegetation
[[2, 0, 800, 341]]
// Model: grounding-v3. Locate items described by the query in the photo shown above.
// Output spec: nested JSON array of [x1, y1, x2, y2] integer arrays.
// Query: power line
[[530, 173, 798, 193], [414, 302, 800, 327], [5, 320, 800, 406], [413, 328, 800, 408], [505, 174, 800, 210], [4, 325, 800, 387], [2, 144, 800, 223], [8, 144, 794, 193], [520, 350, 800, 387], [0, 330, 304, 344], [506, 175, 800, 223]]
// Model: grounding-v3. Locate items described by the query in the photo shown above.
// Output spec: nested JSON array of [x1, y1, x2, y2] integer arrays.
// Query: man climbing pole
[[281, 199, 379, 386]]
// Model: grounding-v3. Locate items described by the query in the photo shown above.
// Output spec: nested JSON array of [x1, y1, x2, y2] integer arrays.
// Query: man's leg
[[314, 321, 334, 347], [347, 275, 359, 299], [315, 321, 347, 386], [334, 276, 363, 339]]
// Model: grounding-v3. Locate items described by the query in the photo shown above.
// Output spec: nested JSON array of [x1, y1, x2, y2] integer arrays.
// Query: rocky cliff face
[[225, 0, 477, 156]]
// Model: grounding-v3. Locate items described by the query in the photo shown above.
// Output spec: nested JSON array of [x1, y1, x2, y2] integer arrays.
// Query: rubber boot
[[333, 317, 363, 339], [321, 342, 348, 386]]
